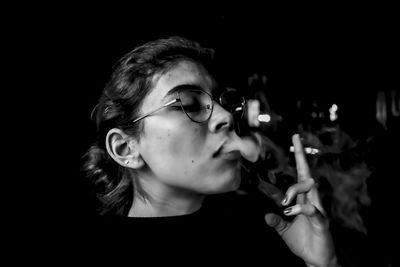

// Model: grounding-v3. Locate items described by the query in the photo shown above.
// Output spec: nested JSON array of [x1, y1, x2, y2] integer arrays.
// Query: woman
[[83, 36, 339, 266]]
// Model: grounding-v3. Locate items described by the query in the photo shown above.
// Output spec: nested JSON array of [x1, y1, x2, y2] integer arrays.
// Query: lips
[[216, 149, 242, 160], [213, 142, 239, 158]]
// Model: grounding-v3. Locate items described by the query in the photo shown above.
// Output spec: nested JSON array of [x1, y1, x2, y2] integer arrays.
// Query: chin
[[215, 173, 242, 194]]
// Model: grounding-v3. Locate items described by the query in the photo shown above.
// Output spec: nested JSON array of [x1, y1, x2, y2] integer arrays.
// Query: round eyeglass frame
[[132, 88, 246, 124]]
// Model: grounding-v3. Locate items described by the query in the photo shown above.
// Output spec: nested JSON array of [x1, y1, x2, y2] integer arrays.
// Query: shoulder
[[80, 202, 304, 266]]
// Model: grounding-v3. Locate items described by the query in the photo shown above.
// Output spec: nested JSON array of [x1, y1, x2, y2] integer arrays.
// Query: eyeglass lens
[[179, 89, 245, 122], [220, 91, 245, 115], [179, 89, 213, 122]]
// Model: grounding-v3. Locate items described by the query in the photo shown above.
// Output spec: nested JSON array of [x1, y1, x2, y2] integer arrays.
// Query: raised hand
[[264, 134, 339, 267]]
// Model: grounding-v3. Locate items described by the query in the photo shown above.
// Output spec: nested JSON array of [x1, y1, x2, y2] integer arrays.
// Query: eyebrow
[[162, 84, 206, 100]]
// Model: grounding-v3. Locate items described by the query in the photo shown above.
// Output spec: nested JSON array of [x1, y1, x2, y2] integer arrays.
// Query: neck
[[128, 179, 205, 217]]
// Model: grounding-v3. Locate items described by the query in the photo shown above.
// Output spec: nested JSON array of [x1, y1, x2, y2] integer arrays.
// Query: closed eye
[[169, 105, 182, 111], [181, 103, 209, 113]]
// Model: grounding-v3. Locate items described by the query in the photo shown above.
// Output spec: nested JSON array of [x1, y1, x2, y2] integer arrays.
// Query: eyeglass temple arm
[[132, 99, 179, 123]]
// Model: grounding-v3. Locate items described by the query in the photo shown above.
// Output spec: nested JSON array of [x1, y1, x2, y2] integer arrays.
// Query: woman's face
[[136, 60, 243, 195]]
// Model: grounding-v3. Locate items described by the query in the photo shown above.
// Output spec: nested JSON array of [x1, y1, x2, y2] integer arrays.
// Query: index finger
[[292, 133, 310, 182]]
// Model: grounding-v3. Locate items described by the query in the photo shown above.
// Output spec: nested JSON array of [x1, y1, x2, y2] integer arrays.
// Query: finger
[[307, 187, 327, 217], [281, 179, 315, 206], [265, 213, 289, 236], [258, 179, 285, 206], [292, 134, 310, 182], [283, 204, 328, 229], [283, 203, 316, 217]]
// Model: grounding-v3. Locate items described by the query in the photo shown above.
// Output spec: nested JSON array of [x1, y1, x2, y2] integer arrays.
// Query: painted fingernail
[[283, 207, 292, 215], [281, 197, 288, 205]]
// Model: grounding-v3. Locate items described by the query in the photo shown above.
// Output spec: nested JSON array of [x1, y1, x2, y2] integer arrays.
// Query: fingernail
[[283, 207, 292, 215], [281, 197, 287, 206]]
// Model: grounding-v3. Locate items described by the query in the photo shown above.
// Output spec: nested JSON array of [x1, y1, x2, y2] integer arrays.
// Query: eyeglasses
[[132, 88, 246, 124]]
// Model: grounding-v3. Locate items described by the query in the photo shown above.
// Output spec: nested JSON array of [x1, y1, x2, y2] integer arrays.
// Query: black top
[[82, 192, 306, 266]]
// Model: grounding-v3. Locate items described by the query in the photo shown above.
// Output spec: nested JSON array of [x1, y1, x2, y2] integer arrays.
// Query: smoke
[[234, 133, 262, 163], [239, 130, 372, 234], [310, 127, 372, 234], [314, 160, 371, 234]]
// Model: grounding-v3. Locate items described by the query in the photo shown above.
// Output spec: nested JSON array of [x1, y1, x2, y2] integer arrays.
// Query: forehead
[[145, 60, 214, 106], [156, 60, 213, 90]]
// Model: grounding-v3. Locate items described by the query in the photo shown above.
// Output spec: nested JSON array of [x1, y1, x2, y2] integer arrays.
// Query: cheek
[[168, 127, 206, 158], [144, 122, 208, 162]]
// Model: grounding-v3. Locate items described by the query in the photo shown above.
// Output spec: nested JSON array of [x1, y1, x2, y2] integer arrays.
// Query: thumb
[[265, 213, 288, 236]]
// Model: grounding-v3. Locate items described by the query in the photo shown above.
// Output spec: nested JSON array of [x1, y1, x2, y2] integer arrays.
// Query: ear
[[105, 128, 145, 169]]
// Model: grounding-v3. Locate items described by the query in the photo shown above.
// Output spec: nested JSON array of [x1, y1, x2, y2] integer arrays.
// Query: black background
[[8, 5, 399, 265]]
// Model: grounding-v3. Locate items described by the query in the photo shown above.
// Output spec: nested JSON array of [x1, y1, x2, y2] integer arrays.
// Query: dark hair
[[82, 36, 215, 215]]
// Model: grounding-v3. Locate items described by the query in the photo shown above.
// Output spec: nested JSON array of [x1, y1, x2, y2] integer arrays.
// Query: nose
[[208, 102, 234, 133]]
